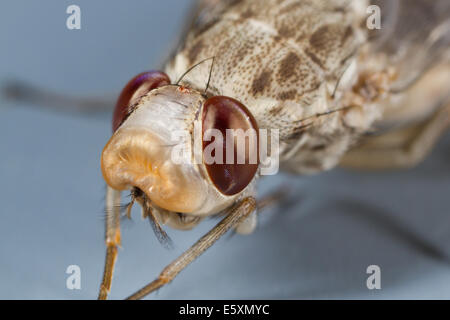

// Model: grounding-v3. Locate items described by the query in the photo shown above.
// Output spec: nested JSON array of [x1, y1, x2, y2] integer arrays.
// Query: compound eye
[[202, 96, 259, 196], [112, 71, 170, 132]]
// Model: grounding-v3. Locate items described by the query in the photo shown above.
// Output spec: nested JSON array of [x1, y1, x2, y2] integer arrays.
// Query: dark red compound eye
[[112, 71, 170, 132], [202, 96, 259, 196]]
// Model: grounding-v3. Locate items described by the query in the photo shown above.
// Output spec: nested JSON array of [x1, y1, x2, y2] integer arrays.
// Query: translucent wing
[[342, 0, 450, 167], [369, 0, 450, 92]]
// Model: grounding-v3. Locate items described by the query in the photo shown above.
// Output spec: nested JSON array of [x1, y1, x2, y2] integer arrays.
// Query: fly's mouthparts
[[101, 127, 208, 214]]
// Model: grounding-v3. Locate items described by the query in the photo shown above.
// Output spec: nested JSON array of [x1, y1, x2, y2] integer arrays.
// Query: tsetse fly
[[7, 0, 448, 300], [98, 0, 450, 300], [95, 0, 450, 299]]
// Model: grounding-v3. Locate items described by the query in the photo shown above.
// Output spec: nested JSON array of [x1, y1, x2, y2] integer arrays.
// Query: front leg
[[126, 197, 256, 300], [2, 80, 114, 113], [98, 186, 122, 300]]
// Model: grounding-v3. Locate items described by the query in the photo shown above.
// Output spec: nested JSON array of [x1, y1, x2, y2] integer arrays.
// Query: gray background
[[1, 0, 450, 299]]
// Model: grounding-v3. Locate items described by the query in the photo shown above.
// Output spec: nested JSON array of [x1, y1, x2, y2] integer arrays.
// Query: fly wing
[[343, 0, 450, 162], [369, 0, 450, 92]]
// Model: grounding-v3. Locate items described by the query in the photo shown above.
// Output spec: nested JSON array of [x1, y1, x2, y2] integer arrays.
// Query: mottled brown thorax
[[166, 0, 374, 173]]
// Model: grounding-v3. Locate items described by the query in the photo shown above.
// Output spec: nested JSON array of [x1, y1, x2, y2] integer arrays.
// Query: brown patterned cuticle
[[278, 52, 300, 82], [251, 69, 272, 95]]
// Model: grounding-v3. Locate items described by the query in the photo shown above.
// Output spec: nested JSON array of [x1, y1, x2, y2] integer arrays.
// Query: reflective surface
[[112, 71, 170, 132], [202, 96, 259, 196]]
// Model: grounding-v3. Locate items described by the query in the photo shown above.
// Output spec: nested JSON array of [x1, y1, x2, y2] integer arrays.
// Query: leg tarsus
[[98, 186, 122, 300], [98, 245, 118, 300]]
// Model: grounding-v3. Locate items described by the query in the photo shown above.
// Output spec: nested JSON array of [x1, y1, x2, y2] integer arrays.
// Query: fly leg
[[2, 80, 114, 113], [125, 197, 256, 300], [340, 99, 450, 170], [98, 186, 122, 300], [256, 185, 290, 211]]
